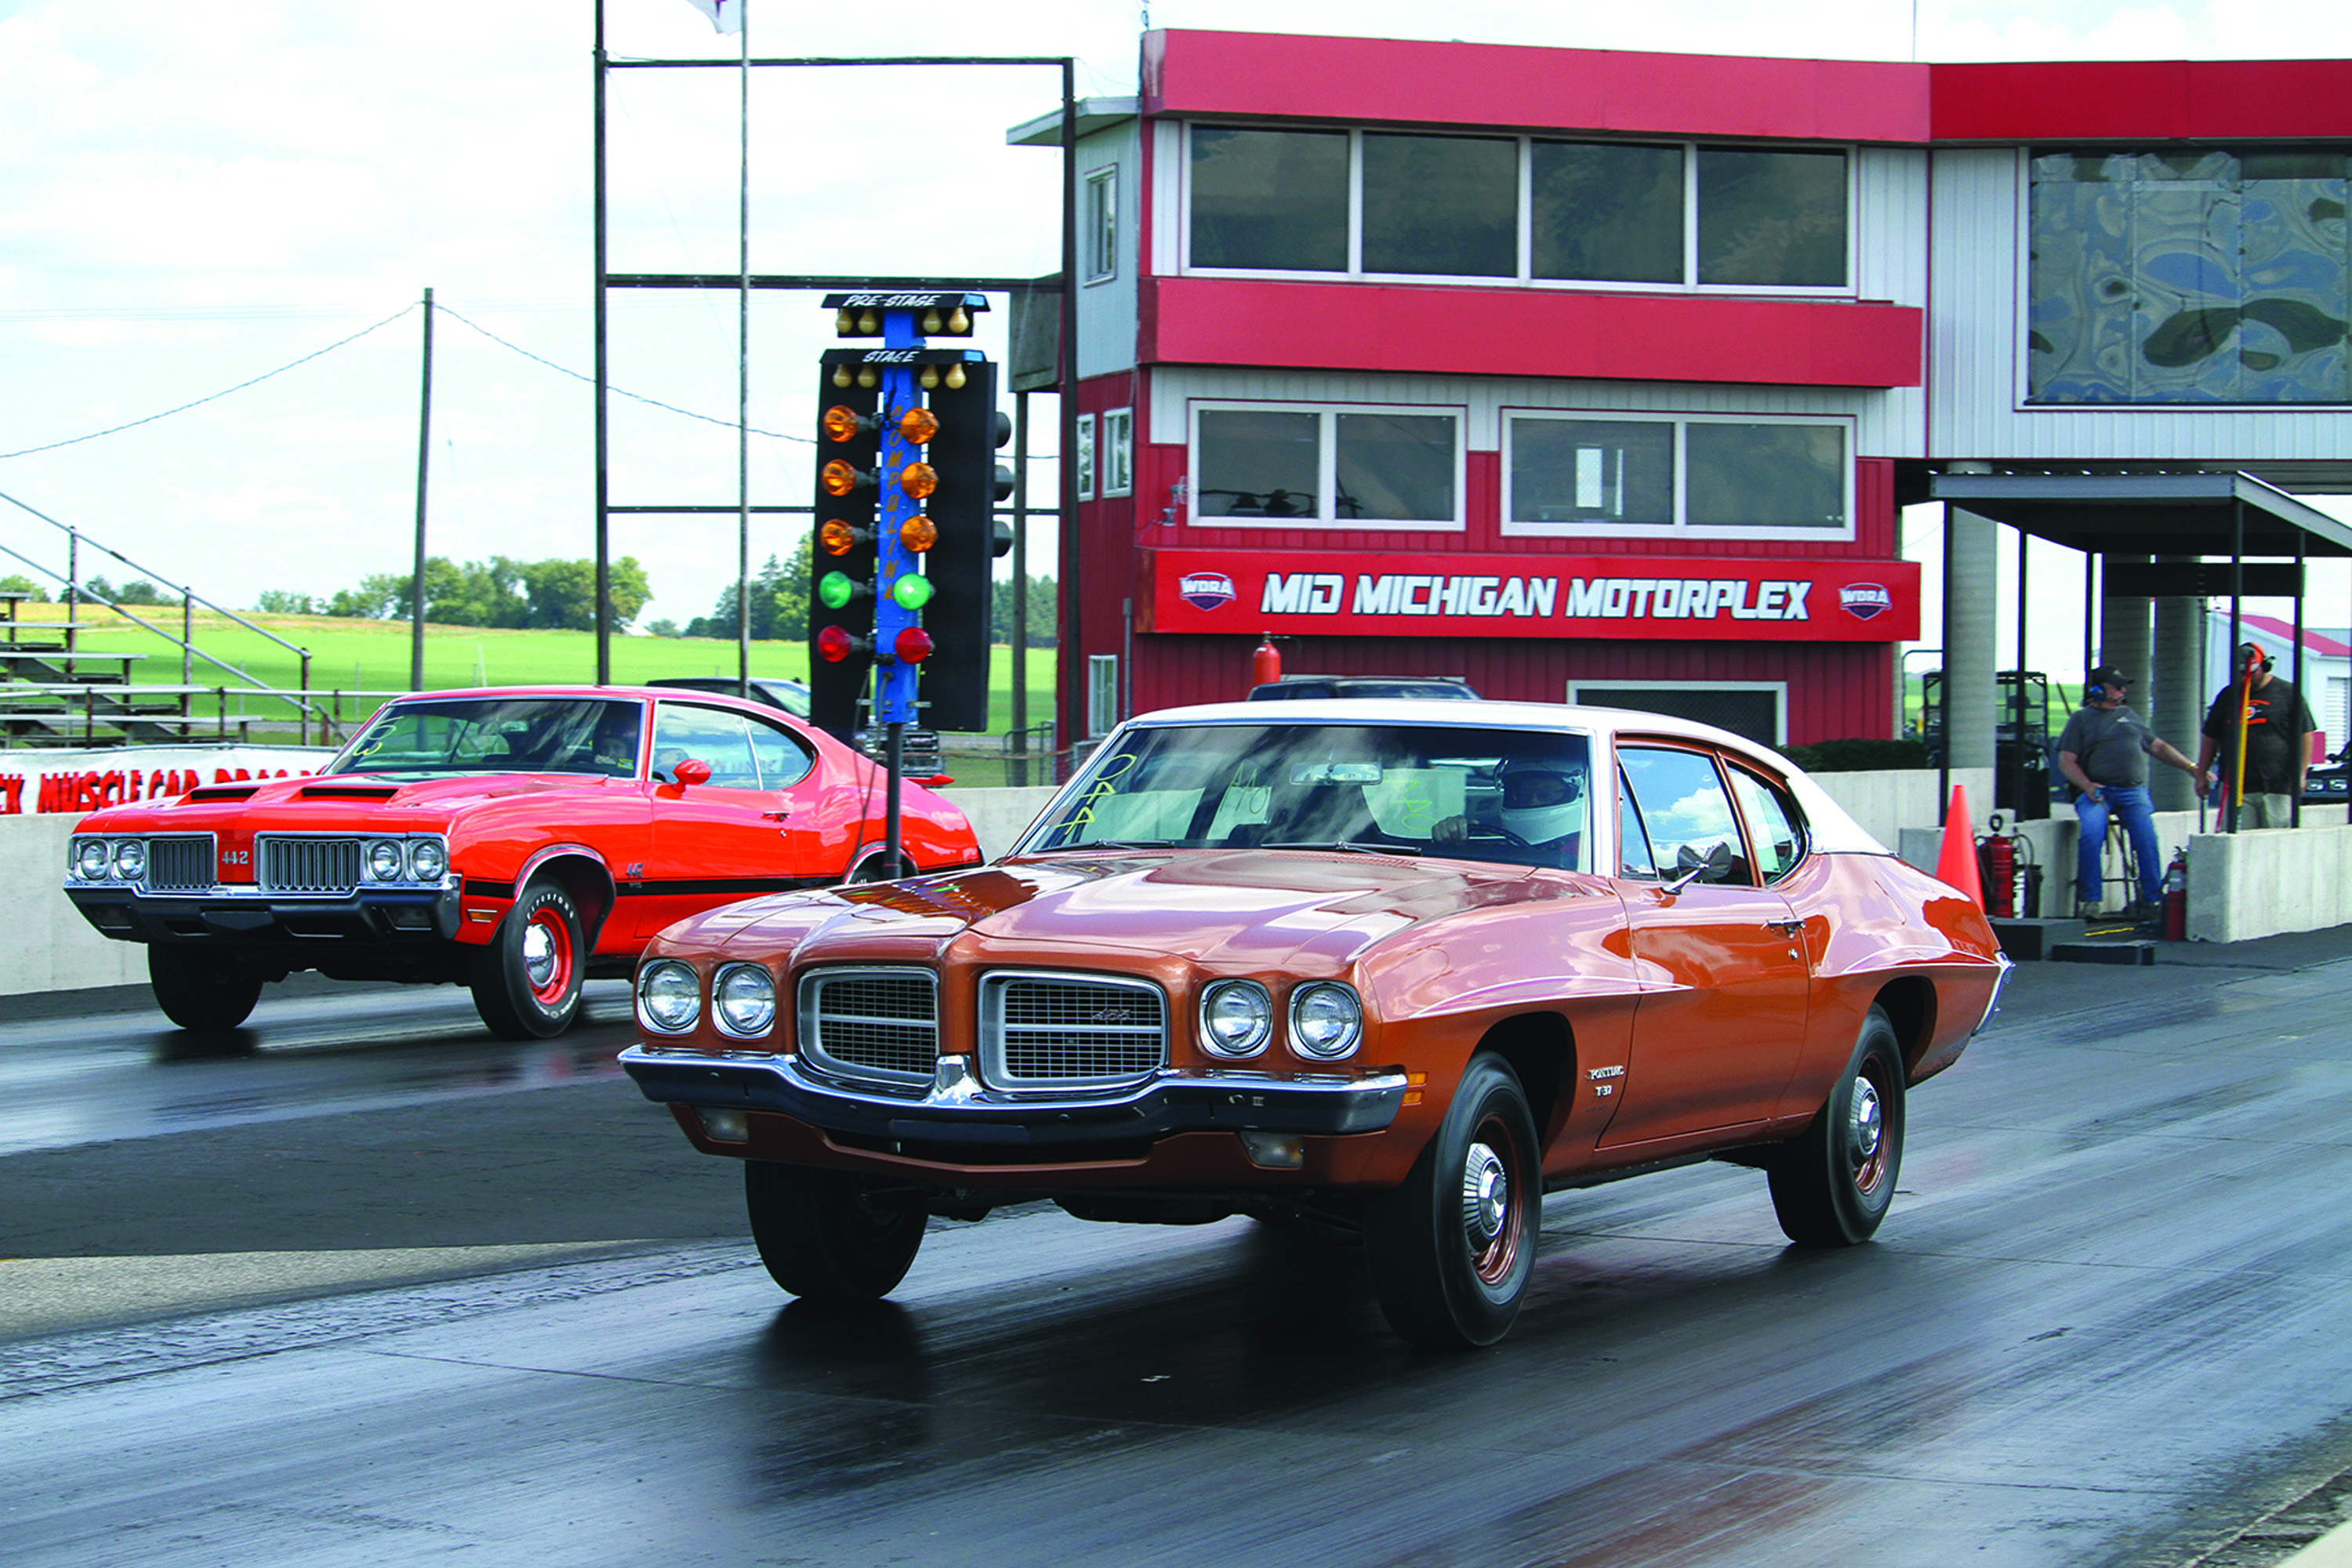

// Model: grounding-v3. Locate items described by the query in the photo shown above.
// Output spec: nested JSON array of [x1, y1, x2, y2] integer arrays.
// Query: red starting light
[[893, 626, 935, 664], [815, 625, 862, 663]]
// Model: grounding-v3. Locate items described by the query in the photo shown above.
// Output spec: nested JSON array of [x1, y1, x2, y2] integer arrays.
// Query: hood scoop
[[298, 785, 401, 801], [184, 786, 259, 803]]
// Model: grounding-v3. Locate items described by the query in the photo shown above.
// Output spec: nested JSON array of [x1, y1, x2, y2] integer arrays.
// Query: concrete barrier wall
[[936, 785, 1063, 863], [6, 813, 146, 996], [2188, 823, 2352, 943]]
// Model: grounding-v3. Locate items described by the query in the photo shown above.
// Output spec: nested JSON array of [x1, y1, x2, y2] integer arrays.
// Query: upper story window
[[1185, 124, 1851, 292], [1102, 408, 1134, 497], [1085, 165, 1119, 283], [2029, 147, 2352, 405], [1192, 401, 1464, 530], [1502, 411, 1850, 541]]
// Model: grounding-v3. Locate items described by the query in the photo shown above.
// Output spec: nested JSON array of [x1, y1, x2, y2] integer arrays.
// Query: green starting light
[[818, 571, 860, 610], [891, 573, 935, 611]]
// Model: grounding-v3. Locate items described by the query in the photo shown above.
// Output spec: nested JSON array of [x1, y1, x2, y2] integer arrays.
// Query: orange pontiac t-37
[[621, 700, 2009, 1348]]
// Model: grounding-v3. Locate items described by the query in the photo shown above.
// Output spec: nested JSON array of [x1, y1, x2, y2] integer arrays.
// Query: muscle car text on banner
[[1144, 550, 1921, 642]]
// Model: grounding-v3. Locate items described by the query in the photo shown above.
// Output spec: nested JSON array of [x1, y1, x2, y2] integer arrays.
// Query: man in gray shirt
[[2055, 666, 2209, 919]]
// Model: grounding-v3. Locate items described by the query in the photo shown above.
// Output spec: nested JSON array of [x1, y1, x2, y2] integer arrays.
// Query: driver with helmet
[[1436, 752, 1588, 868]]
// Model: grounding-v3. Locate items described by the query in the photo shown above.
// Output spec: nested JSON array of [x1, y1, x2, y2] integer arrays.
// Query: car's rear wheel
[[1769, 1005, 1906, 1246], [470, 880, 584, 1040], [848, 851, 915, 884], [1363, 1053, 1540, 1348], [148, 945, 263, 1031], [746, 1161, 927, 1301]]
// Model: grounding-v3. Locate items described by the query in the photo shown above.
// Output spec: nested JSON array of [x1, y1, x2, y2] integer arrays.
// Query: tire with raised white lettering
[[469, 880, 583, 1040]]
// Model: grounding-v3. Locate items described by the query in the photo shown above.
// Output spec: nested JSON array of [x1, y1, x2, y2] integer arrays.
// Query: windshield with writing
[[1022, 723, 1592, 871]]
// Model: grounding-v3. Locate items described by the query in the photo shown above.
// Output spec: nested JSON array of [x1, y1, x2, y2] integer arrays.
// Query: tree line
[[650, 536, 1058, 647], [256, 556, 651, 632]]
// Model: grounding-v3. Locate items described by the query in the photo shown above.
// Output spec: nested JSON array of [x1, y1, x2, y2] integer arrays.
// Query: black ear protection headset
[[2241, 644, 2274, 675]]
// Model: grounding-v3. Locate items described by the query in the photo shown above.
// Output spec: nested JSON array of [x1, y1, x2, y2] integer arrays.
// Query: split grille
[[979, 972, 1167, 1090], [258, 837, 361, 896], [145, 837, 216, 893], [799, 968, 940, 1088]]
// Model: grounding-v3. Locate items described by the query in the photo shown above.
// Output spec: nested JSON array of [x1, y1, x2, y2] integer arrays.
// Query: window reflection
[[1685, 423, 1845, 528], [1510, 419, 1674, 524], [1362, 132, 1518, 278], [1196, 409, 1319, 518], [1335, 413, 1454, 522], [1189, 127, 1349, 272], [1534, 142, 1684, 284], [1697, 148, 1848, 286]]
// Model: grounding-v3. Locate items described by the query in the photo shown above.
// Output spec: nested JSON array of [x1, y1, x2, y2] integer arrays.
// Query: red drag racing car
[[63, 686, 981, 1036]]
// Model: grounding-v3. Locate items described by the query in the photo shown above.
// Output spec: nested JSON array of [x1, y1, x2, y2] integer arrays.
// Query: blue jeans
[[2074, 783, 2161, 907]]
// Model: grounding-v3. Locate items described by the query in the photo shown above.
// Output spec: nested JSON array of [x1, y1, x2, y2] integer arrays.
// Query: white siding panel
[[1856, 146, 1929, 459], [1931, 147, 2352, 463], [1076, 122, 1142, 382], [1151, 119, 1182, 278], [1150, 366, 1896, 452]]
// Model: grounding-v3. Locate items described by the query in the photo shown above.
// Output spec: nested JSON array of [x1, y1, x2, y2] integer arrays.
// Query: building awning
[[1927, 471, 2352, 559]]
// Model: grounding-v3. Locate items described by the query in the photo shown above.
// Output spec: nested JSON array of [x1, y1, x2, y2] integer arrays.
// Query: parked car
[[63, 686, 982, 1037], [1248, 676, 1480, 701], [648, 677, 949, 783], [2304, 746, 2348, 807], [621, 700, 2007, 1348]]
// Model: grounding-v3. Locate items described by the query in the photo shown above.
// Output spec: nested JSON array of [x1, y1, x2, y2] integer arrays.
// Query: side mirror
[[663, 758, 712, 789], [1664, 840, 1733, 895]]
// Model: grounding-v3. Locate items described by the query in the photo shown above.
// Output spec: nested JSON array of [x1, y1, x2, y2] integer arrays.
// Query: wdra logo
[[1178, 572, 1236, 611], [1839, 583, 1893, 620]]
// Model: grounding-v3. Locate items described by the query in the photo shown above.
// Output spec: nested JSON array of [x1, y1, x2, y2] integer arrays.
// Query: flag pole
[[735, 0, 752, 700]]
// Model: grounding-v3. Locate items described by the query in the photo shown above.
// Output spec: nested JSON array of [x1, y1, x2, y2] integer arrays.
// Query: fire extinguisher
[[1976, 815, 2018, 920], [2162, 850, 2187, 941], [1251, 633, 1282, 691]]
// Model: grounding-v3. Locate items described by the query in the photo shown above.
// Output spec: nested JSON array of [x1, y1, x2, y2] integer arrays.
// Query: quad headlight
[[408, 838, 448, 881], [637, 959, 702, 1033], [1289, 982, 1364, 1061], [73, 838, 112, 880], [713, 964, 777, 1038], [1199, 980, 1273, 1058], [111, 839, 147, 881], [368, 839, 405, 880]]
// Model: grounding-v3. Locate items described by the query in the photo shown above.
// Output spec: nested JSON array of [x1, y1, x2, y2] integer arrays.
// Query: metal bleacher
[[0, 590, 252, 746]]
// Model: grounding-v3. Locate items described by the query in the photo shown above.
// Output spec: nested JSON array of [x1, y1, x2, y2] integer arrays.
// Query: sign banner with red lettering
[[1142, 550, 1918, 641], [0, 745, 333, 817]]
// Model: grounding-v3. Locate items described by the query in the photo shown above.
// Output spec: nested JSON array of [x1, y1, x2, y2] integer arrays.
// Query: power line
[[0, 306, 418, 462]]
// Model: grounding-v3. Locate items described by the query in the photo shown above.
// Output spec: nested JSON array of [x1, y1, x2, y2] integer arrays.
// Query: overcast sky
[[2, 0, 2349, 659]]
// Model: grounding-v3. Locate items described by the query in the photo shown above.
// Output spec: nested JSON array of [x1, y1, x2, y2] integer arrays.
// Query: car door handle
[[760, 809, 792, 821], [1766, 917, 1806, 935]]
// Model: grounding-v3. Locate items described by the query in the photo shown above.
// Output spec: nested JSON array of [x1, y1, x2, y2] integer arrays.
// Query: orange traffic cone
[[1936, 784, 1984, 909]]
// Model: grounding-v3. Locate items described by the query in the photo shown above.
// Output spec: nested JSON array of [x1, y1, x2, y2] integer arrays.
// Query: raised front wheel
[[1362, 1053, 1541, 1348], [148, 945, 263, 1031], [470, 880, 584, 1040], [745, 1161, 926, 1301], [1769, 1005, 1907, 1247]]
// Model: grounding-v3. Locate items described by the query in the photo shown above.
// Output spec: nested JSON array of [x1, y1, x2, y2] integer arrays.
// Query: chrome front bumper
[[619, 1044, 1409, 1148]]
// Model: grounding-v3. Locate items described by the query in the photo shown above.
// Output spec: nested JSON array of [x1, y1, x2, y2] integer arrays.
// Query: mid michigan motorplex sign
[[1144, 550, 1921, 641]]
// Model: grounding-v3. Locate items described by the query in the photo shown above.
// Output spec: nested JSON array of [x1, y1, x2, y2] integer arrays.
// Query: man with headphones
[[2056, 666, 2209, 919], [2197, 641, 2321, 829]]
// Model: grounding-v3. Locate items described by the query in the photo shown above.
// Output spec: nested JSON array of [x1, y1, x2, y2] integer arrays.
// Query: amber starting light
[[898, 515, 937, 552], [821, 405, 865, 443], [896, 407, 938, 445], [896, 462, 938, 500], [819, 519, 863, 556], [821, 460, 863, 497]]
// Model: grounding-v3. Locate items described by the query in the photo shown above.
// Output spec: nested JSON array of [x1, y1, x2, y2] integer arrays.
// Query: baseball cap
[[2089, 666, 2129, 688]]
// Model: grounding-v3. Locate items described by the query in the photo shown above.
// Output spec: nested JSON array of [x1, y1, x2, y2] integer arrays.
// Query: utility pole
[[411, 285, 434, 691]]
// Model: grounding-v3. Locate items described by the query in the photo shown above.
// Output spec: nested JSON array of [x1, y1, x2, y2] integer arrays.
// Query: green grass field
[[9, 604, 1062, 767]]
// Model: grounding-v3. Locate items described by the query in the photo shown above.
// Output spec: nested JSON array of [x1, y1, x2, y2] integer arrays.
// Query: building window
[[1087, 655, 1120, 738], [1102, 408, 1133, 497], [1085, 166, 1118, 283], [2028, 147, 2352, 405], [1363, 132, 1518, 278], [1504, 412, 1849, 539], [1573, 681, 1787, 746], [1187, 124, 1850, 292], [1192, 402, 1463, 529], [1075, 414, 1096, 502], [1189, 126, 1349, 272]]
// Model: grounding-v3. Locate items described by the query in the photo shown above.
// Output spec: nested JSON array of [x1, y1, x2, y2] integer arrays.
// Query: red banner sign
[[1142, 549, 1919, 642]]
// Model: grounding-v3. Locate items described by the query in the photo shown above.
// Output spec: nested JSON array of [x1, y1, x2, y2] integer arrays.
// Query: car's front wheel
[[469, 880, 584, 1040], [1363, 1053, 1540, 1348], [148, 945, 263, 1031], [1769, 1005, 1906, 1246], [745, 1161, 927, 1301]]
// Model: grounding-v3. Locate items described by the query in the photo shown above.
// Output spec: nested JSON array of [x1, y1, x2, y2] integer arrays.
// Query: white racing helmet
[[1498, 756, 1586, 844]]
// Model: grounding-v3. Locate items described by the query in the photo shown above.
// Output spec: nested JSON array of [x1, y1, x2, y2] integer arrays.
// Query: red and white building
[[1011, 31, 2352, 752]]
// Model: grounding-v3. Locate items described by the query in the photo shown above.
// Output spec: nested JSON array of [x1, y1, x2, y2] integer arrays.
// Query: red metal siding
[[1143, 278, 1924, 390], [1143, 30, 1932, 143], [1929, 59, 2352, 142], [1127, 633, 1893, 744]]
